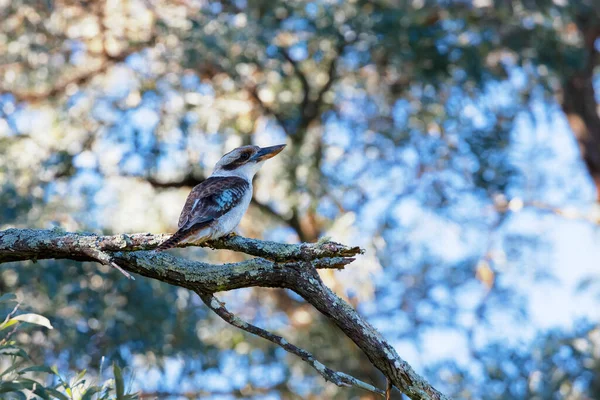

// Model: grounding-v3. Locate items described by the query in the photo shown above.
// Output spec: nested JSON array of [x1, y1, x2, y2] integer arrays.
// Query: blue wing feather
[[177, 176, 249, 230]]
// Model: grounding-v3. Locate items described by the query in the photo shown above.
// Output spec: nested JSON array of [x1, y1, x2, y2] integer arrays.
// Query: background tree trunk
[[560, 22, 600, 200]]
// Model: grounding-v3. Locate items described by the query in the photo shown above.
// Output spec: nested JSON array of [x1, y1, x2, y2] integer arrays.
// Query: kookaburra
[[155, 144, 286, 251]]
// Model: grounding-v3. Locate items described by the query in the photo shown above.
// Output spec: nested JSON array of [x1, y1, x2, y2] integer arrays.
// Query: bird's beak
[[251, 144, 286, 162]]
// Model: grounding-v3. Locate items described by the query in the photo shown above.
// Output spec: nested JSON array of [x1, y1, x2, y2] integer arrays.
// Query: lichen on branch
[[0, 228, 448, 400]]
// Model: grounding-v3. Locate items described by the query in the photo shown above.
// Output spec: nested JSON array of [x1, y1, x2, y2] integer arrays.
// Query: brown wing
[[155, 176, 249, 252], [177, 176, 249, 230]]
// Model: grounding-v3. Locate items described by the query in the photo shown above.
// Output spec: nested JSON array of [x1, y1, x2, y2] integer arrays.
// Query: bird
[[155, 144, 286, 252]]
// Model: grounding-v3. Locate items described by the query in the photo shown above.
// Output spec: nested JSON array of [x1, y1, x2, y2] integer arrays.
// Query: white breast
[[210, 183, 253, 239]]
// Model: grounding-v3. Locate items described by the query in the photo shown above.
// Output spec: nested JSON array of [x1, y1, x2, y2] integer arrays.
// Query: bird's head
[[212, 144, 286, 180]]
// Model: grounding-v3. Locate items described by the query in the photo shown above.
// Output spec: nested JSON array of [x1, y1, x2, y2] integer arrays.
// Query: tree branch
[[280, 47, 311, 115], [246, 84, 291, 135], [289, 261, 447, 400], [314, 56, 338, 113], [4, 30, 157, 103], [5, 43, 152, 103], [0, 228, 361, 264], [199, 292, 385, 397], [0, 228, 448, 400]]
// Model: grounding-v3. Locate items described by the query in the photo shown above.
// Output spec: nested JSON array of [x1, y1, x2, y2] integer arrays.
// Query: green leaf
[[30, 384, 52, 400], [0, 294, 17, 304], [11, 314, 53, 330], [0, 363, 21, 378], [44, 387, 70, 400], [0, 380, 30, 393], [81, 386, 102, 400], [48, 367, 70, 398], [0, 383, 28, 400], [113, 363, 124, 400], [0, 377, 43, 394], [71, 379, 86, 389], [13, 377, 42, 388], [18, 365, 57, 375], [0, 318, 19, 331], [0, 345, 30, 359], [74, 369, 87, 383], [13, 392, 27, 400]]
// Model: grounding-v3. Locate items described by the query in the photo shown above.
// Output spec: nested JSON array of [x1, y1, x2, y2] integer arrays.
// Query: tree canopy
[[1, 0, 600, 398]]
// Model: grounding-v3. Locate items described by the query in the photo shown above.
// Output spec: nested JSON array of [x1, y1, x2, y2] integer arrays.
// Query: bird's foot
[[224, 232, 238, 239]]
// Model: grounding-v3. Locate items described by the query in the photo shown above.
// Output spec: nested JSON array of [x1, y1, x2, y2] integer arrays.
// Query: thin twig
[[198, 292, 385, 397], [82, 248, 134, 280], [0, 302, 21, 346]]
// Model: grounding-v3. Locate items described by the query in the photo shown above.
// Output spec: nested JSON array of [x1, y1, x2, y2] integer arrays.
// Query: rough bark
[[0, 228, 448, 400]]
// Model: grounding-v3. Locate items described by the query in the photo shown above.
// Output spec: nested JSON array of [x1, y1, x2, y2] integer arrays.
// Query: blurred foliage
[[1, 0, 600, 398], [0, 293, 138, 400], [430, 321, 600, 399]]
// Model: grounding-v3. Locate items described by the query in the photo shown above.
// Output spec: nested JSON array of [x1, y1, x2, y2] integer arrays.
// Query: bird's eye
[[239, 153, 250, 161]]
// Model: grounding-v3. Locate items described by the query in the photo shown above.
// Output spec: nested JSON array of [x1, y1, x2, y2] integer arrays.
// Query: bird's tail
[[154, 228, 190, 252]]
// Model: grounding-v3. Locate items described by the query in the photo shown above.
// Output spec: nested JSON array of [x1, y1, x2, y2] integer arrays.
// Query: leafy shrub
[[0, 293, 137, 400]]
